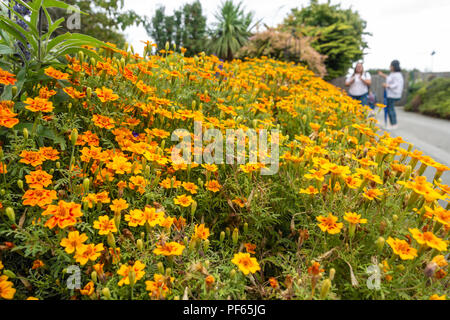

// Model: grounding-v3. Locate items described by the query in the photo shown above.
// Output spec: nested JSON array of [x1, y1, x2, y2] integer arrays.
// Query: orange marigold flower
[[92, 114, 115, 130], [0, 67, 17, 85], [110, 199, 129, 214], [316, 213, 343, 235], [79, 281, 95, 296], [145, 274, 174, 299], [386, 237, 418, 260], [0, 275, 16, 300], [22, 189, 57, 208], [38, 87, 57, 99], [116, 260, 146, 286], [107, 155, 132, 174], [244, 243, 256, 254], [362, 188, 383, 201], [19, 150, 46, 167], [44, 66, 69, 80], [24, 97, 54, 113], [194, 224, 210, 240], [205, 180, 221, 193], [153, 242, 185, 256], [231, 252, 261, 275], [174, 194, 194, 207], [95, 87, 119, 103], [39, 147, 59, 161], [344, 212, 368, 225], [269, 277, 279, 289], [63, 87, 86, 99], [430, 294, 446, 300], [25, 170, 53, 189], [308, 261, 324, 276], [409, 228, 448, 252], [41, 200, 83, 229], [182, 182, 198, 194], [31, 259, 45, 270]]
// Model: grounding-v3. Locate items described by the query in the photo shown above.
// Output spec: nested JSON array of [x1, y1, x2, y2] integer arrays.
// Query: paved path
[[375, 107, 450, 187]]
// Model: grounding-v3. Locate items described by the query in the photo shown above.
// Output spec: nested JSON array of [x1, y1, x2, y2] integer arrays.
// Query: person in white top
[[345, 62, 372, 107], [378, 60, 404, 130]]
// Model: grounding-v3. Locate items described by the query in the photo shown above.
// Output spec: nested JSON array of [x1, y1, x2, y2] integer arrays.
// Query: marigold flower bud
[[91, 271, 98, 283], [203, 239, 210, 252], [157, 262, 164, 274], [320, 279, 332, 299], [5, 207, 15, 223], [17, 179, 23, 190], [232, 228, 239, 245], [205, 260, 210, 268], [165, 42, 170, 51], [128, 269, 136, 286], [136, 239, 143, 251], [230, 269, 236, 279], [107, 233, 116, 248], [165, 268, 172, 277], [329, 268, 336, 281], [0, 189, 5, 196], [12, 86, 17, 97], [70, 129, 78, 145], [220, 231, 225, 243], [87, 87, 92, 98], [191, 200, 197, 216], [376, 237, 385, 252], [3, 269, 16, 279], [392, 214, 398, 222], [102, 287, 111, 299], [56, 162, 61, 169], [23, 128, 29, 140], [83, 178, 90, 193], [243, 222, 248, 233]]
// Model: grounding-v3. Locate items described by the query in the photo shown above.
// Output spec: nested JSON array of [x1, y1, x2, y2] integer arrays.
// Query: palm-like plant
[[209, 0, 257, 61]]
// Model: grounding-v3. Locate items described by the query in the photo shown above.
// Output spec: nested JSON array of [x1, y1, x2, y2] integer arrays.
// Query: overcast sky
[[122, 0, 450, 72]]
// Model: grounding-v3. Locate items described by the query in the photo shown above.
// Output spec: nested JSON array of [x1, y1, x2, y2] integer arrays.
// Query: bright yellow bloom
[[409, 228, 448, 252], [386, 237, 417, 260], [194, 224, 210, 240], [117, 261, 146, 286], [153, 242, 185, 256], [344, 212, 367, 225], [231, 252, 261, 275], [60, 231, 88, 254], [174, 194, 194, 207], [93, 215, 118, 235]]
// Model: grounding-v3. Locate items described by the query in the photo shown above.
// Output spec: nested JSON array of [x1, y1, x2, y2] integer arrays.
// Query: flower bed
[[0, 45, 448, 300]]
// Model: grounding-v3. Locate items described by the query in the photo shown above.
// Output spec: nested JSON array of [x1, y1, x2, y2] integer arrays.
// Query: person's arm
[[386, 74, 399, 90], [378, 71, 387, 79], [361, 74, 371, 87], [345, 75, 355, 87]]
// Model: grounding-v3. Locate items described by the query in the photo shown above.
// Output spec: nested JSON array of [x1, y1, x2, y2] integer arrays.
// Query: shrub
[[405, 78, 450, 119]]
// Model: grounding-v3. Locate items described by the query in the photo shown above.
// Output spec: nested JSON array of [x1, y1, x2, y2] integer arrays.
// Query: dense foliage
[[283, 0, 369, 80], [405, 78, 450, 119], [0, 1, 448, 302]]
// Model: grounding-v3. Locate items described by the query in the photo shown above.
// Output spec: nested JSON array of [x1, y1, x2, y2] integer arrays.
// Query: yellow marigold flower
[[25, 170, 53, 189], [344, 212, 367, 225], [110, 198, 129, 214], [107, 155, 132, 175], [194, 224, 210, 240], [316, 213, 343, 235], [299, 186, 319, 195], [174, 194, 194, 207], [362, 188, 383, 201], [201, 163, 218, 172], [432, 255, 448, 268], [232, 197, 247, 208], [74, 243, 104, 266], [231, 252, 261, 275], [0, 275, 16, 300], [182, 182, 198, 194], [117, 261, 146, 286], [0, 261, 3, 270], [44, 66, 69, 80], [386, 237, 418, 260], [205, 179, 221, 193], [153, 242, 185, 256], [430, 294, 446, 300], [93, 215, 118, 235], [60, 231, 88, 254], [409, 228, 448, 252], [145, 274, 174, 299]]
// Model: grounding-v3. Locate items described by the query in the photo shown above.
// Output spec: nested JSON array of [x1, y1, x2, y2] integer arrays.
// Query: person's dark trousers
[[386, 98, 400, 125], [351, 93, 368, 107]]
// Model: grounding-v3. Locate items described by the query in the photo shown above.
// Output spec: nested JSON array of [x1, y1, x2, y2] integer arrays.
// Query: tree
[[209, 0, 256, 61], [146, 1, 207, 56], [283, 0, 370, 80], [49, 0, 146, 48]]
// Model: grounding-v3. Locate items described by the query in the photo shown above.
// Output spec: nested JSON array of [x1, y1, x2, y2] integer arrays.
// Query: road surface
[[375, 107, 450, 187]]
